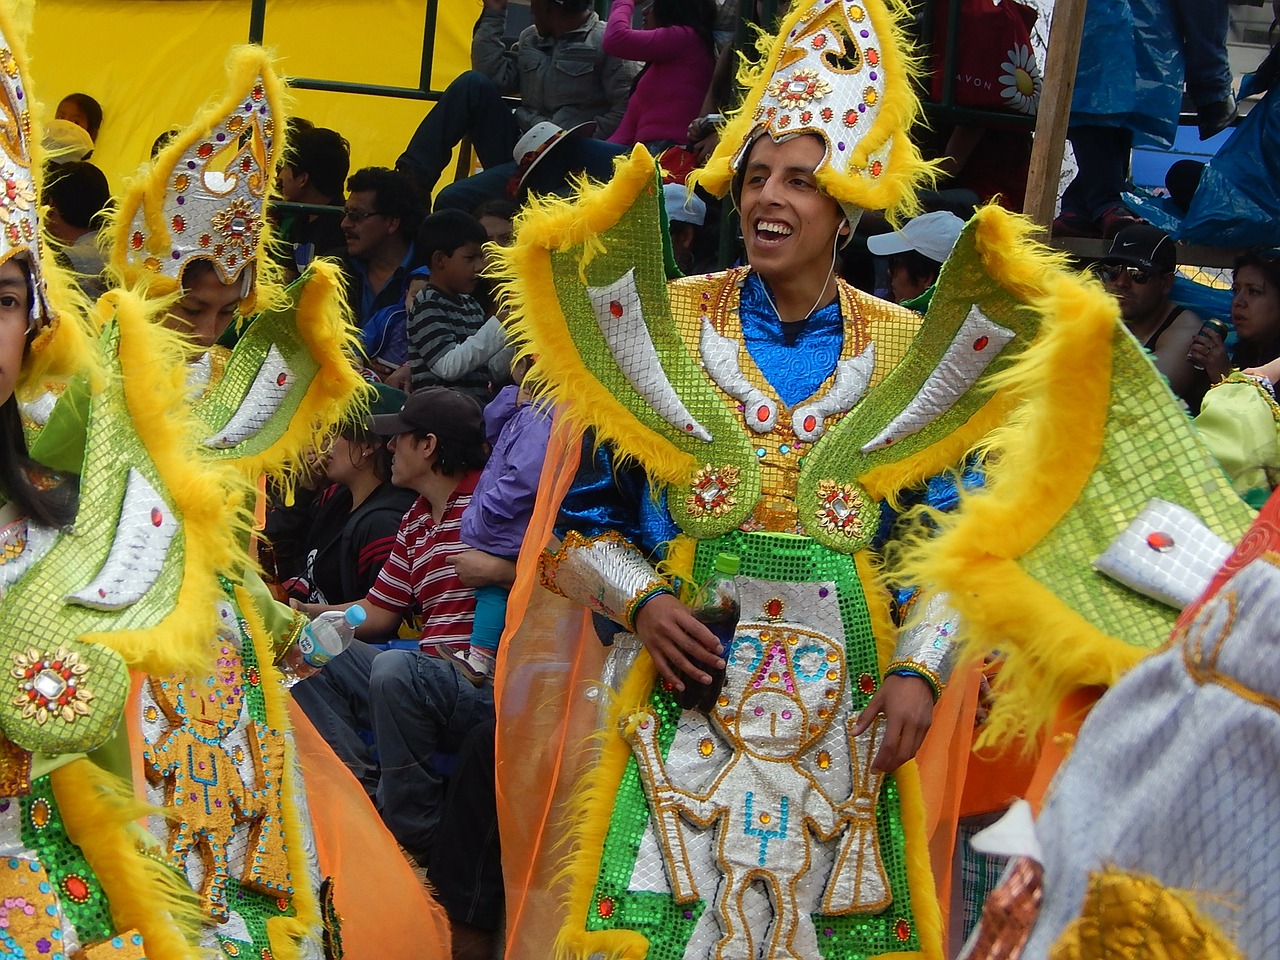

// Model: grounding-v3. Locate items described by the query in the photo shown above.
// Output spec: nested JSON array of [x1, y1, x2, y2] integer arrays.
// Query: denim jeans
[[397, 70, 521, 199], [1060, 125, 1134, 220], [292, 640, 495, 864], [1171, 0, 1232, 107]]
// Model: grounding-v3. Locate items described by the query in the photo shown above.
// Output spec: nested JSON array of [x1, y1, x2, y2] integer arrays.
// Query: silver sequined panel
[[1022, 558, 1280, 958]]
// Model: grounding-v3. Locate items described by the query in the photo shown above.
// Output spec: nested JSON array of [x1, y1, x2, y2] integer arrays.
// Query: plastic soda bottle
[[280, 605, 366, 686], [678, 552, 740, 713]]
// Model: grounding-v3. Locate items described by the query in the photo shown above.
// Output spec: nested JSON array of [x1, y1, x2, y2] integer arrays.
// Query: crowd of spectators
[[37, 4, 1280, 957]]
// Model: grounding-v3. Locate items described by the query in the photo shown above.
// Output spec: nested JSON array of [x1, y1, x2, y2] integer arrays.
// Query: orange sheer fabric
[[494, 419, 606, 956], [289, 704, 453, 959]]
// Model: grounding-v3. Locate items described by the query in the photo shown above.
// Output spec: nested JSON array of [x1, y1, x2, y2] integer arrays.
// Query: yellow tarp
[[27, 0, 475, 190]]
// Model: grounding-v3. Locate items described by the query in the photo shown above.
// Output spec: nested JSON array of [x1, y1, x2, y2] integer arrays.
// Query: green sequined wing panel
[[0, 319, 199, 754], [193, 260, 364, 480], [580, 535, 929, 959], [499, 147, 759, 536], [1016, 329, 1255, 648], [902, 258, 1256, 740], [799, 209, 1047, 551]]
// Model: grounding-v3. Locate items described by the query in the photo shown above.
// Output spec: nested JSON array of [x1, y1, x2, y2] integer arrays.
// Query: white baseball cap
[[663, 183, 706, 227], [866, 210, 965, 264]]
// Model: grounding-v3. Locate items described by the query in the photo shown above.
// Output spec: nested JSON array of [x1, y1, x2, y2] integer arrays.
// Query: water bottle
[[677, 553, 740, 713], [280, 606, 365, 686]]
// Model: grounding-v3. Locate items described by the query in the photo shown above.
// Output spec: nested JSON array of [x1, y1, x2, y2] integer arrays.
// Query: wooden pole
[[1023, 0, 1089, 233]]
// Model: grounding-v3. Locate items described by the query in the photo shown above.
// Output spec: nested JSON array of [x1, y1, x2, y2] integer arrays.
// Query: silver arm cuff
[[886, 591, 960, 697], [539, 530, 672, 633]]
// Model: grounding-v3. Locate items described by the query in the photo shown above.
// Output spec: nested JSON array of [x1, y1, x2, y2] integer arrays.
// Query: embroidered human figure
[[143, 638, 290, 920], [623, 626, 889, 960]]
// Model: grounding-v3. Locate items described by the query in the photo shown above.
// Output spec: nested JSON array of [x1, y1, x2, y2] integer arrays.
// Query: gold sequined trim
[[885, 658, 943, 699]]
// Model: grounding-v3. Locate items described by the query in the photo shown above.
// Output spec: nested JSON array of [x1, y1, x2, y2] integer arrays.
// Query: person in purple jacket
[[431, 354, 553, 681], [604, 0, 717, 150]]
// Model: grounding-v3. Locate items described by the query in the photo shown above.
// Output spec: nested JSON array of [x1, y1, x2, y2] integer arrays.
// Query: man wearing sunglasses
[[1098, 224, 1208, 412]]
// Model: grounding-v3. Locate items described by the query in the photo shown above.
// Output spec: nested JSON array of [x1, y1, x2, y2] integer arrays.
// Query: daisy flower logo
[[999, 44, 1041, 114]]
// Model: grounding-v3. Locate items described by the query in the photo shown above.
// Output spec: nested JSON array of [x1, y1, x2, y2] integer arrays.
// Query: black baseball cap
[[1101, 224, 1177, 274], [367, 386, 484, 441]]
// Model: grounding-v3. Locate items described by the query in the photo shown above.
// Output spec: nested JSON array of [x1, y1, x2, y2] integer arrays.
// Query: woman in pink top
[[604, 0, 717, 148]]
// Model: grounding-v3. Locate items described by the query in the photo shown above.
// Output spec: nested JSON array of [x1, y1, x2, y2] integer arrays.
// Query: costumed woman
[[483, 0, 1163, 955], [0, 11, 279, 959], [98, 45, 451, 960]]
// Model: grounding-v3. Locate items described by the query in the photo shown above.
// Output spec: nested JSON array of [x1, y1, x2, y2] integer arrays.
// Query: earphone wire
[[755, 226, 842, 324]]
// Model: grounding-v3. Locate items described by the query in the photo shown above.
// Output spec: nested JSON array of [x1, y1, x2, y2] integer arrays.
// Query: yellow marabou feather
[[553, 653, 659, 960], [52, 758, 205, 960], [861, 205, 1073, 506], [80, 289, 256, 677], [229, 260, 368, 494], [494, 146, 695, 486], [899, 269, 1146, 749]]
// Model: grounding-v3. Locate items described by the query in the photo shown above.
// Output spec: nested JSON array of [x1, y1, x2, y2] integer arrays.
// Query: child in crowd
[[433, 355, 552, 682], [406, 210, 509, 403]]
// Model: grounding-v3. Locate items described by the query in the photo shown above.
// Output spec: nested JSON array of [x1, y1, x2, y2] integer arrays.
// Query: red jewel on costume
[[1146, 531, 1175, 552], [973, 336, 989, 351]]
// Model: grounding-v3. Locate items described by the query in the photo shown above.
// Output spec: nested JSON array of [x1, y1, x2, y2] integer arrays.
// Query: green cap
[[714, 552, 740, 575]]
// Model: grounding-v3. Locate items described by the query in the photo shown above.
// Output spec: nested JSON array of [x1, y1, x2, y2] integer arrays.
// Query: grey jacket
[[471, 8, 638, 139]]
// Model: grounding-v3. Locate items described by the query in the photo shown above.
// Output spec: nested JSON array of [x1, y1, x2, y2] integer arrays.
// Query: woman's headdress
[[0, 8, 95, 391], [108, 46, 287, 314]]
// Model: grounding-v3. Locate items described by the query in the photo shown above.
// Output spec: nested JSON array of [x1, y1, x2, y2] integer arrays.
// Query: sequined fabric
[[1019, 331, 1255, 651], [1017, 554, 1280, 957], [192, 268, 324, 462], [585, 533, 923, 959], [888, 592, 961, 693], [140, 582, 318, 957]]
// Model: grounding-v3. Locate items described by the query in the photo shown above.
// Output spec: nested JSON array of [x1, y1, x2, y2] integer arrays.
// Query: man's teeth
[[757, 221, 792, 237]]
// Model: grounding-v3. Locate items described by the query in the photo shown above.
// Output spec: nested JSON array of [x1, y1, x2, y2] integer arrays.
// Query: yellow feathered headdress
[[108, 45, 287, 315], [690, 0, 933, 224]]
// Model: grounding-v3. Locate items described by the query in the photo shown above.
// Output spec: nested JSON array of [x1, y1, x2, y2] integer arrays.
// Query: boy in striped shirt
[[292, 386, 499, 867], [406, 210, 509, 404]]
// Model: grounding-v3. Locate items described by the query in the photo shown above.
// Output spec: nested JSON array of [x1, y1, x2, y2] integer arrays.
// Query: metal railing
[[247, 0, 449, 102]]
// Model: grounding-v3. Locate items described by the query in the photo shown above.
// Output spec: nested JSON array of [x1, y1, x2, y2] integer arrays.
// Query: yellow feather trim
[[227, 260, 368, 494], [553, 650, 658, 960], [51, 758, 204, 960], [81, 290, 256, 676], [494, 146, 695, 485], [655, 534, 698, 602], [235, 585, 324, 960], [105, 45, 290, 318], [898, 270, 1145, 749], [861, 205, 1073, 504], [690, 0, 936, 224]]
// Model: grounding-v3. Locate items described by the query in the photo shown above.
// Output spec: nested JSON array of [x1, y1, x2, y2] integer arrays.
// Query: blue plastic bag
[[1180, 82, 1280, 248]]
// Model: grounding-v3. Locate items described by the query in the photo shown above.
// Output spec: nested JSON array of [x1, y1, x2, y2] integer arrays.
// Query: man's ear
[[386, 215, 403, 238], [294, 169, 310, 193]]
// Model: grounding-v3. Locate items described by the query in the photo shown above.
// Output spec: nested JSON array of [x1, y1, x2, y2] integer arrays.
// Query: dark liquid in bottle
[[677, 605, 739, 713]]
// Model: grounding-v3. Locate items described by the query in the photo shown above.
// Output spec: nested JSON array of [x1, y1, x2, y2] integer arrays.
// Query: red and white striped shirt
[[367, 472, 481, 650]]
